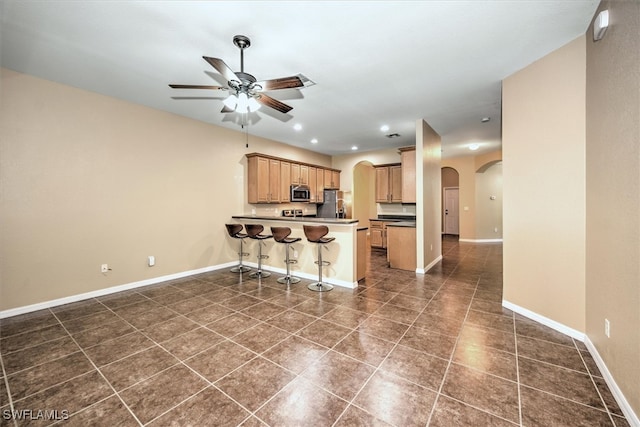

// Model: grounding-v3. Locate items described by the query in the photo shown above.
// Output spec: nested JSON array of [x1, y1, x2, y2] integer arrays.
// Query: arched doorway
[[441, 167, 460, 235], [352, 161, 376, 229]]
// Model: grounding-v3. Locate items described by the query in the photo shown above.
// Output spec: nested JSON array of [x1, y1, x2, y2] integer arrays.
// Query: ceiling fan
[[169, 35, 304, 114]]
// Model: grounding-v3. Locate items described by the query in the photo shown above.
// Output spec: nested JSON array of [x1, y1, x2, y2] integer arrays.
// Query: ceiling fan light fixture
[[223, 94, 238, 110], [236, 92, 249, 112], [247, 96, 261, 112]]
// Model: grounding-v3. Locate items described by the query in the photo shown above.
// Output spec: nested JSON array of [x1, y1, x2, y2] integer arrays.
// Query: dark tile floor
[[0, 236, 630, 426]]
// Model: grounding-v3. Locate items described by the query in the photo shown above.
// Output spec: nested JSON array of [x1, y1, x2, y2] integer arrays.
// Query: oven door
[[290, 185, 310, 202]]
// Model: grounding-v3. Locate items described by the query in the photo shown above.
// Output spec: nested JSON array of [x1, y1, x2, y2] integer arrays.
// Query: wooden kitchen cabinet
[[323, 169, 340, 189], [247, 155, 282, 203], [280, 161, 291, 203], [245, 153, 341, 204], [369, 220, 385, 248], [399, 147, 416, 203], [308, 166, 317, 203], [291, 163, 310, 185], [290, 163, 300, 184], [316, 168, 325, 203], [375, 164, 402, 203]]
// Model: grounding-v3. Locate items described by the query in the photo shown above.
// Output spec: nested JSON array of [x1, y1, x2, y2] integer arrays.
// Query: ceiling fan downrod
[[233, 35, 250, 74]]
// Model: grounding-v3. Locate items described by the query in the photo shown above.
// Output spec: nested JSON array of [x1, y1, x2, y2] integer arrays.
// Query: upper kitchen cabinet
[[316, 168, 325, 203], [375, 164, 402, 203], [308, 166, 317, 203], [247, 154, 282, 203], [280, 161, 291, 203], [246, 153, 341, 204], [324, 169, 340, 189], [291, 163, 309, 185], [399, 147, 416, 203]]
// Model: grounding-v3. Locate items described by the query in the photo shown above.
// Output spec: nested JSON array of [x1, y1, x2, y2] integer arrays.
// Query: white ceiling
[[1, 1, 599, 157]]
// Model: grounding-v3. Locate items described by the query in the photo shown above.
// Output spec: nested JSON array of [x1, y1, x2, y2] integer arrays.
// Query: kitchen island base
[[230, 216, 360, 289]]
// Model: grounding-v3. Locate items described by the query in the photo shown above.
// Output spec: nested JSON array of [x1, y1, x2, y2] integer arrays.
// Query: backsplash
[[377, 203, 416, 216]]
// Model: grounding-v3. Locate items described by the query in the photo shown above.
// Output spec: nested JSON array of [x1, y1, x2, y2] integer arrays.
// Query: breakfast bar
[[230, 215, 361, 288]]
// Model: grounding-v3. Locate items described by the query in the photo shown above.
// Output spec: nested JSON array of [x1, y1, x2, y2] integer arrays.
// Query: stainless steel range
[[282, 209, 303, 218]]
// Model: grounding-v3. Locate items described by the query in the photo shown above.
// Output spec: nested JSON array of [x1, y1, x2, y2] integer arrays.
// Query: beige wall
[[0, 68, 328, 311], [416, 120, 442, 271], [585, 0, 640, 415], [352, 162, 376, 229], [331, 148, 402, 192], [503, 35, 587, 332]]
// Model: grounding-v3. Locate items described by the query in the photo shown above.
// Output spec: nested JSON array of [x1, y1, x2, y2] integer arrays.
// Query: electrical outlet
[[605, 319, 610, 338], [101, 264, 109, 273]]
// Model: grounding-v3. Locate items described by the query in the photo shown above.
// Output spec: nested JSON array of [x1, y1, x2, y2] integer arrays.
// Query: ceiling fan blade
[[221, 105, 234, 113], [255, 76, 304, 91], [256, 94, 293, 114], [203, 56, 238, 83], [169, 84, 226, 90]]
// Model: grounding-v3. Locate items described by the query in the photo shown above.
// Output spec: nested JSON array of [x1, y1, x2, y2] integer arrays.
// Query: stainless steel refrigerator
[[317, 190, 344, 218]]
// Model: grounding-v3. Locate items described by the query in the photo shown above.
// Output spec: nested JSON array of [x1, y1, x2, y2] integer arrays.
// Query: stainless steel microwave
[[290, 185, 310, 202]]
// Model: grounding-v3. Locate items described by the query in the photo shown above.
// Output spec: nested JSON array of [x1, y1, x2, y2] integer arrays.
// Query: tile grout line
[[426, 243, 491, 426], [0, 349, 18, 427], [47, 309, 145, 427]]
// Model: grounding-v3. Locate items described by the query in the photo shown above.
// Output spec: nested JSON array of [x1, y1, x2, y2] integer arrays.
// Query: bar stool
[[271, 227, 301, 286], [303, 225, 335, 292], [225, 224, 251, 274], [245, 224, 272, 278]]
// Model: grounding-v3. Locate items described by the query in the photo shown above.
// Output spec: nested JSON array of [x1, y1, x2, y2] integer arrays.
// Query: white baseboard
[[502, 299, 584, 341], [0, 261, 359, 319], [0, 263, 236, 319], [504, 299, 639, 426], [584, 337, 640, 427], [459, 238, 503, 243], [416, 254, 443, 274]]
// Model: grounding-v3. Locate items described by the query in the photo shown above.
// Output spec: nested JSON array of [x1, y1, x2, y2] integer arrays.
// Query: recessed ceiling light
[[293, 123, 302, 131], [469, 143, 480, 151], [310, 138, 318, 144], [481, 117, 490, 123], [351, 146, 358, 151], [380, 125, 390, 132]]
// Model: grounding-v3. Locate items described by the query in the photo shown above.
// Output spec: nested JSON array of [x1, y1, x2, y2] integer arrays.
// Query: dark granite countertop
[[232, 215, 359, 225], [386, 221, 416, 228]]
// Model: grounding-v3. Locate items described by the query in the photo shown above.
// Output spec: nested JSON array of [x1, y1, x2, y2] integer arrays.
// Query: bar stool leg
[[277, 243, 301, 286], [308, 244, 333, 292], [230, 238, 251, 273], [249, 241, 271, 278]]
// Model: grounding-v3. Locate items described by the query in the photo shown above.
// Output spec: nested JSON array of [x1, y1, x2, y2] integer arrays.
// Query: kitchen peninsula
[[231, 215, 364, 288]]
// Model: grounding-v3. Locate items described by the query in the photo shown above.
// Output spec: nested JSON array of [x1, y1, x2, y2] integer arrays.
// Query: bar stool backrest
[[303, 225, 329, 242], [226, 224, 244, 237], [271, 227, 292, 243], [245, 224, 265, 238]]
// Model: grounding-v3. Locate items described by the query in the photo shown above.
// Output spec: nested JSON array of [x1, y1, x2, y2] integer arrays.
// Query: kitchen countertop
[[386, 221, 416, 227], [232, 215, 359, 225], [369, 215, 417, 222]]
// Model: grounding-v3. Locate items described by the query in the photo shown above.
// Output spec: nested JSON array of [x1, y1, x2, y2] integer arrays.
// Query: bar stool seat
[[225, 224, 251, 274], [271, 227, 302, 287], [245, 224, 273, 278], [303, 225, 335, 292]]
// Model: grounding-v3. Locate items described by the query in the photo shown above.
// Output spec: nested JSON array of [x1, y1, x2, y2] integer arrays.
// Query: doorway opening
[[441, 167, 459, 236]]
